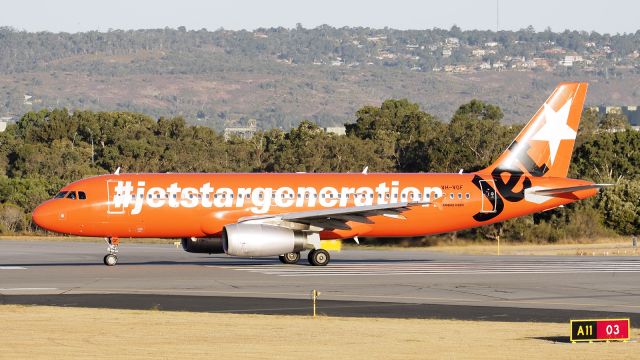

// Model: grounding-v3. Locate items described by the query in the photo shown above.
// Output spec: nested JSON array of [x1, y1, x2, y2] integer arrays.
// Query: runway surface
[[1, 239, 640, 324]]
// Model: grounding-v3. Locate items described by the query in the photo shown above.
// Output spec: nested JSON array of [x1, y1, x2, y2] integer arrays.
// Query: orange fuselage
[[32, 172, 597, 239]]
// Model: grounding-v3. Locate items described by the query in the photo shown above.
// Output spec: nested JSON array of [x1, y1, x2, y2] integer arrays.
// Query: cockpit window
[[78, 191, 86, 200], [66, 191, 77, 200], [54, 191, 68, 199]]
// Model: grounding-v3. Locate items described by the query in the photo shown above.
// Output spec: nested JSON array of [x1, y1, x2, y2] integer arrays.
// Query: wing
[[238, 202, 427, 231]]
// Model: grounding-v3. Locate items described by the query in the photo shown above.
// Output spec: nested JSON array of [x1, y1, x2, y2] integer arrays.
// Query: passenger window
[[458, 193, 462, 199], [66, 191, 77, 200], [465, 193, 470, 199], [54, 191, 68, 199], [449, 193, 454, 199], [78, 191, 87, 200]]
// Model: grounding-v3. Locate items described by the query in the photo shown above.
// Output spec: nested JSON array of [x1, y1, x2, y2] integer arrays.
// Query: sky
[[0, 0, 637, 34]]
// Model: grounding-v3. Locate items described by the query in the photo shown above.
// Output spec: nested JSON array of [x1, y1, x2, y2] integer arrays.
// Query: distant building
[[445, 37, 460, 47], [559, 55, 584, 67], [472, 49, 485, 57], [366, 36, 387, 42], [224, 119, 257, 140], [442, 49, 452, 58], [324, 126, 346, 135], [0, 121, 7, 132], [492, 61, 505, 70], [593, 106, 640, 126]]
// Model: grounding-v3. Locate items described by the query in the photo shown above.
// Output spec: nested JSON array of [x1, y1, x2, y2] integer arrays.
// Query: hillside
[[1, 26, 640, 129]]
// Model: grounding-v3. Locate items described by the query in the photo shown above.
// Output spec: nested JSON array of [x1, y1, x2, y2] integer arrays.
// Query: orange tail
[[482, 82, 588, 178]]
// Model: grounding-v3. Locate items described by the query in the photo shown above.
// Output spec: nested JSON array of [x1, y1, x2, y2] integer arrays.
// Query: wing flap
[[239, 202, 427, 231]]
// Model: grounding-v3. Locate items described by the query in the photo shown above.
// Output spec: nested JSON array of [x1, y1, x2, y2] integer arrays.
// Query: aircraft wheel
[[308, 249, 330, 266], [103, 254, 118, 266], [279, 252, 301, 264]]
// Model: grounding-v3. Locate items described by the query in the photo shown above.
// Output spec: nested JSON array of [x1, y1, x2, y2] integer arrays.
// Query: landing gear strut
[[103, 237, 119, 266], [279, 251, 301, 264], [308, 249, 330, 266]]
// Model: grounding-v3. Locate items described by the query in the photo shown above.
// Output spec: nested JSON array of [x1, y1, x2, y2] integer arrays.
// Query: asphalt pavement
[[1, 239, 639, 324]]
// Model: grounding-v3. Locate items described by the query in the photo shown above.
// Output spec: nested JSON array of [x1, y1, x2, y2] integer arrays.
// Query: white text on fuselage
[[107, 181, 444, 215]]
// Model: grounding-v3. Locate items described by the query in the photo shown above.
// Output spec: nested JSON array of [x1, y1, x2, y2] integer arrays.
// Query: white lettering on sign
[[107, 181, 443, 215]]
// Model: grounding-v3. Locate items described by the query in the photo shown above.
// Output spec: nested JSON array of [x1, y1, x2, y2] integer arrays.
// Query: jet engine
[[181, 237, 225, 254], [222, 223, 312, 257]]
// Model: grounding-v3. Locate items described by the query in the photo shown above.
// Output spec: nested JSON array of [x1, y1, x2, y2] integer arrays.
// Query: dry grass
[[424, 241, 640, 256], [0, 305, 637, 360]]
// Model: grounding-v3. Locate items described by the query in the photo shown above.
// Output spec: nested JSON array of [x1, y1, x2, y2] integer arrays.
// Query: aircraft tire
[[279, 252, 301, 264], [103, 254, 118, 266], [308, 249, 330, 266]]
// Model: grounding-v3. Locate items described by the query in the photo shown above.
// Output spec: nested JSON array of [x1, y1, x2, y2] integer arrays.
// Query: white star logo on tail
[[530, 98, 576, 165]]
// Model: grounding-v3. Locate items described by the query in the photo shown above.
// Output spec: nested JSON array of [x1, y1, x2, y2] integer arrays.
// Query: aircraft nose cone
[[32, 202, 56, 231]]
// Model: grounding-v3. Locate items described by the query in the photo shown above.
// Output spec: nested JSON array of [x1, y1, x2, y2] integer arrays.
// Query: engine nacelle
[[222, 223, 309, 257], [181, 237, 225, 254]]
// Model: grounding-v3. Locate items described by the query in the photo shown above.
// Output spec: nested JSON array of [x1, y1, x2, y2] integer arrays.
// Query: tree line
[[0, 99, 638, 241]]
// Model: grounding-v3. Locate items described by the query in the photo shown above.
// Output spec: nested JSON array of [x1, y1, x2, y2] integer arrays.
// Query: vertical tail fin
[[481, 82, 588, 178]]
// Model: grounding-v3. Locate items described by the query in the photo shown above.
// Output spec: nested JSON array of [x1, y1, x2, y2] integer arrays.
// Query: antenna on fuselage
[[114, 167, 121, 175], [362, 166, 368, 175]]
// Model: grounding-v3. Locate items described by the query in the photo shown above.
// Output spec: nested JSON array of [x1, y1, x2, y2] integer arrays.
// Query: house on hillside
[[324, 126, 346, 135], [224, 119, 257, 140]]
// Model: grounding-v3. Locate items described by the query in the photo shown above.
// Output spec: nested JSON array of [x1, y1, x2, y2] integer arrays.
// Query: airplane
[[32, 82, 608, 266]]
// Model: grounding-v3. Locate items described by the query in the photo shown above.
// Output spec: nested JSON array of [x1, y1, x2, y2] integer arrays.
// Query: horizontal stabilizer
[[529, 184, 613, 196]]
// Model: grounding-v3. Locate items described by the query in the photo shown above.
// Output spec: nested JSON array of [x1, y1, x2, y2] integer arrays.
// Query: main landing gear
[[278, 249, 331, 266], [308, 249, 330, 266], [103, 237, 119, 266], [278, 251, 301, 264]]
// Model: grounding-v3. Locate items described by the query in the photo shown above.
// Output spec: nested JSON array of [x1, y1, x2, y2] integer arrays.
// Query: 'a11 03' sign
[[570, 319, 630, 342]]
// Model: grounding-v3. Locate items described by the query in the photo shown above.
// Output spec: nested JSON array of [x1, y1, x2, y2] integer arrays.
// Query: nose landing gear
[[103, 237, 119, 266]]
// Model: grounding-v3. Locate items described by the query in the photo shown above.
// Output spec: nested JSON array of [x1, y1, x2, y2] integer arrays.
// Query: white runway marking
[[0, 266, 27, 270], [0, 288, 58, 291], [218, 259, 640, 277]]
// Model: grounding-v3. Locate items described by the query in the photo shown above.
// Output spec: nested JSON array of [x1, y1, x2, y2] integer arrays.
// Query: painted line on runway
[[0, 266, 27, 270], [0, 288, 58, 291], [218, 260, 640, 276]]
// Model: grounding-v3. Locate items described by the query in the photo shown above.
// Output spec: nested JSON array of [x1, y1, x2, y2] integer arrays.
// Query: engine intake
[[222, 223, 309, 257], [181, 237, 224, 254]]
